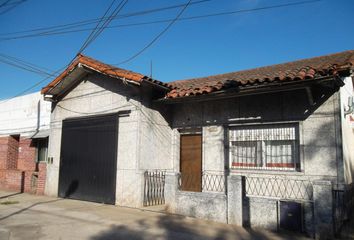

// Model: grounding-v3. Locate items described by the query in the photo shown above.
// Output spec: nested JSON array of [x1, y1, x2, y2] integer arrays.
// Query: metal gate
[[143, 171, 165, 206], [58, 114, 118, 204]]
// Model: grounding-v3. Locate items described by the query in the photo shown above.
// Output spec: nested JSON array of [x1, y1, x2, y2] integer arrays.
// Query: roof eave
[[157, 75, 343, 104]]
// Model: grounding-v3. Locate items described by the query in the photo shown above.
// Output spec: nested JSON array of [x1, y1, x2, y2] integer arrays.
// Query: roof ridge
[[169, 49, 354, 85], [166, 49, 354, 98]]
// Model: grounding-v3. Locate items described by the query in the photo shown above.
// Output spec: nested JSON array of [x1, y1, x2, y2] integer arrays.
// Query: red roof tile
[[41, 54, 168, 94], [166, 50, 354, 98]]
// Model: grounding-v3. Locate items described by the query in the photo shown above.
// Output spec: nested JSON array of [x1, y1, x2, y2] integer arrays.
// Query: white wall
[[0, 91, 51, 137], [45, 74, 173, 208], [340, 76, 354, 184]]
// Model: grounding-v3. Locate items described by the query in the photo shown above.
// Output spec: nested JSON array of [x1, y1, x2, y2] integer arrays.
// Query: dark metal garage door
[[58, 114, 118, 204]]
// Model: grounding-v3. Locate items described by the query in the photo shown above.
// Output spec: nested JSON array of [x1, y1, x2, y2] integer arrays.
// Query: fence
[[143, 170, 165, 207], [333, 183, 354, 236], [178, 172, 226, 193], [245, 176, 313, 201]]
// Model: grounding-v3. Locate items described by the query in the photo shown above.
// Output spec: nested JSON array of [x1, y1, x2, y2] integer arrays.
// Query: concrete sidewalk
[[0, 190, 311, 240]]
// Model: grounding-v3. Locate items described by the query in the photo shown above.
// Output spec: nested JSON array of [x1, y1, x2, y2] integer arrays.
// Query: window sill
[[229, 168, 305, 176]]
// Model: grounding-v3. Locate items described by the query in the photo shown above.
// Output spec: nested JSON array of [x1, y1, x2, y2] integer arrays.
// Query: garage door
[[58, 114, 118, 204]]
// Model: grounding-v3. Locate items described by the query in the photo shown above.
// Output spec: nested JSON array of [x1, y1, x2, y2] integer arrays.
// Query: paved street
[[0, 190, 312, 240]]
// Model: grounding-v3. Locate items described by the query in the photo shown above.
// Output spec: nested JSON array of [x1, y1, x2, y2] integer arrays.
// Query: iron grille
[[143, 170, 165, 207], [229, 124, 300, 171], [245, 176, 313, 201], [178, 172, 226, 193]]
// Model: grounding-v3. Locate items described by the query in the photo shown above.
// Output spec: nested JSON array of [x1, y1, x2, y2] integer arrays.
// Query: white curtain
[[230, 125, 297, 169]]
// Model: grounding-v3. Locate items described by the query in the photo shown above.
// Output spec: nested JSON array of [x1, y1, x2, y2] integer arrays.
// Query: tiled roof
[[41, 54, 168, 94], [166, 50, 354, 99], [42, 50, 354, 99]]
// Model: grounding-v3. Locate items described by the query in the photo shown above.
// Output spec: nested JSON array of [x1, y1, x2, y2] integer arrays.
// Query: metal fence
[[333, 183, 354, 236], [143, 170, 165, 207], [245, 176, 313, 201], [178, 172, 226, 193]]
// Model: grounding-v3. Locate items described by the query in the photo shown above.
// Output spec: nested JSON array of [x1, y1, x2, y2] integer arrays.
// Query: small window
[[36, 137, 48, 162], [229, 124, 300, 171]]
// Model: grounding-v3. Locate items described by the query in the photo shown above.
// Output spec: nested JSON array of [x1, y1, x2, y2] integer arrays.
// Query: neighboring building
[[41, 51, 354, 238], [0, 92, 51, 194]]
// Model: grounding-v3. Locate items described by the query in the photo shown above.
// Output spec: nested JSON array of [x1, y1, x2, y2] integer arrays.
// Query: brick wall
[[36, 162, 47, 195], [0, 137, 9, 170], [7, 135, 19, 170], [0, 170, 23, 192], [0, 136, 47, 195], [18, 138, 36, 171]]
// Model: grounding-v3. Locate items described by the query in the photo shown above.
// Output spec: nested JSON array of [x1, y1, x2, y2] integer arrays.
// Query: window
[[36, 137, 48, 162], [229, 124, 299, 170]]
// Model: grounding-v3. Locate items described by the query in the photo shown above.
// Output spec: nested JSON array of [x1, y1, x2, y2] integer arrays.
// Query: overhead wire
[[0, 0, 129, 103], [0, 0, 26, 15], [0, 53, 55, 76], [115, 0, 192, 65], [0, 0, 212, 39], [77, 0, 120, 54], [0, 0, 320, 42], [0, 0, 321, 101]]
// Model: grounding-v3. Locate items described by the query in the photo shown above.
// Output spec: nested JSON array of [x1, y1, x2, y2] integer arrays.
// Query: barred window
[[229, 124, 300, 170]]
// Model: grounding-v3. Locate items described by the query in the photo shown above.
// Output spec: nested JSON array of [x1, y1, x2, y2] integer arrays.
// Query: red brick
[[36, 162, 47, 195], [17, 138, 36, 171], [0, 136, 47, 195]]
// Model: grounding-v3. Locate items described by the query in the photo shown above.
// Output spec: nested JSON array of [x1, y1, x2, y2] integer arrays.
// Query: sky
[[0, 0, 353, 99]]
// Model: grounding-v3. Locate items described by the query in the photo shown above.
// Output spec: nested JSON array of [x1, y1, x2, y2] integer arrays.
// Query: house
[[41, 51, 354, 238], [0, 92, 51, 194]]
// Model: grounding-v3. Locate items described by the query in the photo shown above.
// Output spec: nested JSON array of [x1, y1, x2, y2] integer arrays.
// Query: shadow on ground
[[90, 214, 309, 240], [0, 199, 62, 221], [0, 192, 23, 200]]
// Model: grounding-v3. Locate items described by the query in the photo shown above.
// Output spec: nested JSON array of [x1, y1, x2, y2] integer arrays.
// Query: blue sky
[[0, 0, 353, 99]]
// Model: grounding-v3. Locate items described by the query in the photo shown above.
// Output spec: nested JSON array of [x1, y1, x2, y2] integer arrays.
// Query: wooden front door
[[180, 134, 202, 192]]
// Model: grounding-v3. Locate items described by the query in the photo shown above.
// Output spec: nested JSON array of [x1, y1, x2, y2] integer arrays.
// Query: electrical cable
[[0, 0, 320, 42], [115, 0, 192, 65], [0, 0, 212, 38], [0, 0, 129, 103]]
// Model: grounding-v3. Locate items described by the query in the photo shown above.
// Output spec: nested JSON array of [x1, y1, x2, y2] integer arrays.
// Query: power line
[[0, 53, 55, 76], [0, 0, 129, 103], [0, 0, 212, 39], [77, 0, 120, 54], [0, 0, 321, 101], [78, 0, 128, 54], [0, 58, 51, 77], [115, 0, 192, 65], [0, 0, 320, 42], [114, 0, 320, 65], [0, 0, 12, 8], [0, 0, 26, 15]]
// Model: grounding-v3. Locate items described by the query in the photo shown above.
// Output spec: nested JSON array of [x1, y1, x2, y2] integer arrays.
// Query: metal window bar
[[230, 125, 299, 171], [178, 172, 226, 193], [143, 170, 166, 207], [245, 176, 313, 201]]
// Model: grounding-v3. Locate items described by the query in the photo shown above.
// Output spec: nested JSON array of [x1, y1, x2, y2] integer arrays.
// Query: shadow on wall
[[64, 180, 79, 198], [90, 214, 308, 240]]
